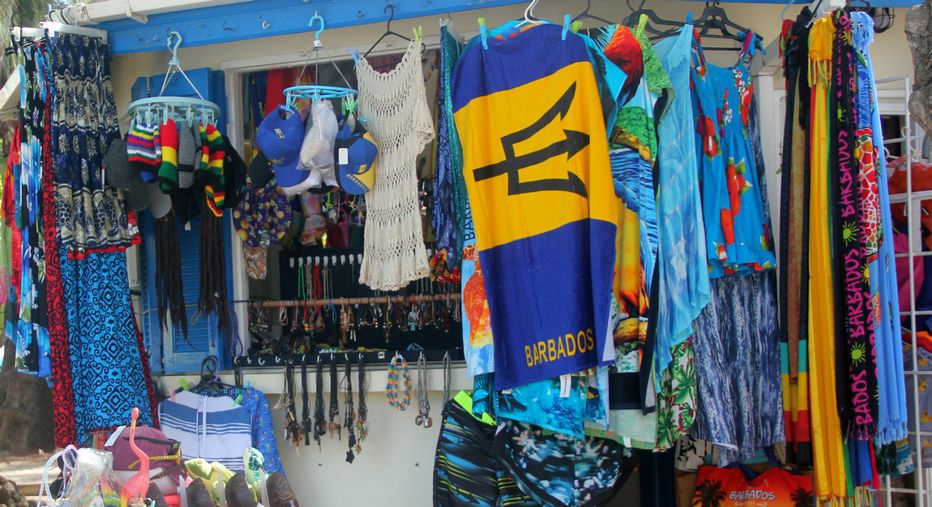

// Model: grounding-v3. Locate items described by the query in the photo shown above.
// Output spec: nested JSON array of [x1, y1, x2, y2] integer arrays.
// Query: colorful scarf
[[807, 15, 847, 501], [829, 10, 877, 440], [778, 9, 814, 466], [852, 11, 907, 445]]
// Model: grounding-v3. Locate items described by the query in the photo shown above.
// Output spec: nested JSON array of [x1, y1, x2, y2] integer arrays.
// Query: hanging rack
[[11, 21, 108, 42], [573, 0, 614, 27], [362, 4, 412, 58], [248, 293, 461, 309], [285, 11, 357, 109], [125, 31, 221, 127]]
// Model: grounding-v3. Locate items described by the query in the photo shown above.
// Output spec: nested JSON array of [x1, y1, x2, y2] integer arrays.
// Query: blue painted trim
[[96, 0, 530, 55], [687, 0, 918, 5]]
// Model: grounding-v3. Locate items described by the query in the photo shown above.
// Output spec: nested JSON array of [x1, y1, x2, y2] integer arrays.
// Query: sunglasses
[[128, 441, 182, 469]]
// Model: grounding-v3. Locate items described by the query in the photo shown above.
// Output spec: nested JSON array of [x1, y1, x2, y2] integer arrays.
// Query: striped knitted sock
[[158, 119, 179, 193]]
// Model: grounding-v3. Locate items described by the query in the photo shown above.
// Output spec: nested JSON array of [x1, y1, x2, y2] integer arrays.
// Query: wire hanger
[[573, 0, 614, 27], [516, 0, 542, 27], [363, 4, 412, 58]]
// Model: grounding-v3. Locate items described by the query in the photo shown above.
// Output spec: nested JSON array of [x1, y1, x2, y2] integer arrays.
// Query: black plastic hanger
[[845, 0, 872, 11], [573, 0, 615, 27], [363, 4, 411, 58], [622, 0, 682, 38], [193, 355, 238, 394], [692, 1, 752, 42]]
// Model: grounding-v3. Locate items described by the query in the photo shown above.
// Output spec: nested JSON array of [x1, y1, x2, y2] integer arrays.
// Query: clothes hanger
[[193, 355, 238, 394], [515, 0, 542, 27], [573, 0, 614, 27], [691, 1, 753, 42], [363, 4, 412, 58], [622, 0, 683, 38], [845, 0, 872, 11]]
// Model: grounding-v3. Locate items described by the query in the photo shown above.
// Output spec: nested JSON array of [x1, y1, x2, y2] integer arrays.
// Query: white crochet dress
[[356, 40, 434, 290]]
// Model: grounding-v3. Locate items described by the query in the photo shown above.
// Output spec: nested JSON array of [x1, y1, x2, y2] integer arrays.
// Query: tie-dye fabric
[[691, 270, 783, 465]]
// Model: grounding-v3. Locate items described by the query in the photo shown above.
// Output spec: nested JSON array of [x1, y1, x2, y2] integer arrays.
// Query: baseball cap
[[147, 182, 172, 219], [256, 105, 308, 188], [104, 138, 149, 211], [335, 123, 378, 195], [248, 151, 274, 188]]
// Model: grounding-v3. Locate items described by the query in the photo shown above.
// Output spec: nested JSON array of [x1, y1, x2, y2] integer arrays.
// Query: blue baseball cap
[[335, 123, 378, 195], [256, 105, 308, 188]]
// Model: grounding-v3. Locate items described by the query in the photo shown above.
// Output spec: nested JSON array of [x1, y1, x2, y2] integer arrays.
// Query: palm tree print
[[692, 480, 727, 507], [790, 486, 814, 507]]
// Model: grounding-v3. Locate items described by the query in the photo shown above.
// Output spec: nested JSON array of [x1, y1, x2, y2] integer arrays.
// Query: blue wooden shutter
[[132, 68, 235, 374]]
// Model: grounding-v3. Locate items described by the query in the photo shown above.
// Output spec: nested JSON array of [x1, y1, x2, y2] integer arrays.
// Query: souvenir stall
[[0, 0, 926, 505]]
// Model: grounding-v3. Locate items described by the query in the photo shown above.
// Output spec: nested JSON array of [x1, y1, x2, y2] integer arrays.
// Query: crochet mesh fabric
[[356, 41, 434, 290]]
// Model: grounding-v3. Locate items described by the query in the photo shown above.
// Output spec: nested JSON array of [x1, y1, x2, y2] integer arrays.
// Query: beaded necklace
[[355, 356, 369, 453], [344, 358, 357, 463], [385, 353, 412, 411], [329, 356, 341, 438], [313, 358, 326, 449], [415, 352, 432, 427]]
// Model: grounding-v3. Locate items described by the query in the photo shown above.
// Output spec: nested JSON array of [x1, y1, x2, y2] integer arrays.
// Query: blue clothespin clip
[[351, 48, 360, 64], [686, 11, 694, 23], [478, 17, 489, 50], [562, 14, 571, 40], [309, 11, 324, 49]]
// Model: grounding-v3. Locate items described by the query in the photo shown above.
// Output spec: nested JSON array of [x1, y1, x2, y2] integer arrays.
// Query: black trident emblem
[[473, 82, 589, 198]]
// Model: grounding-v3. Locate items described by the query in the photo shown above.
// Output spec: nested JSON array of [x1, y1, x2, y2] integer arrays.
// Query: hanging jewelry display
[[386, 353, 412, 411]]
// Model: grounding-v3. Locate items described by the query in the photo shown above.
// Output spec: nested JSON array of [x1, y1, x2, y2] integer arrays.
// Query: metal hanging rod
[[249, 293, 460, 308], [12, 22, 108, 42]]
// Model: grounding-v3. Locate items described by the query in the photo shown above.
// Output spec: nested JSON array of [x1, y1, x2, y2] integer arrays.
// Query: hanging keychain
[[441, 351, 452, 408], [414, 352, 432, 428]]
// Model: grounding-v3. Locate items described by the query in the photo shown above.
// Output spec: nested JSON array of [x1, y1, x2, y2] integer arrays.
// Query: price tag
[[104, 425, 125, 448], [338, 148, 349, 165], [559, 374, 571, 398]]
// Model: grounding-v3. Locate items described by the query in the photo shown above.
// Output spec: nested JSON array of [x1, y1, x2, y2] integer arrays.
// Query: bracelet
[[385, 353, 412, 411]]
